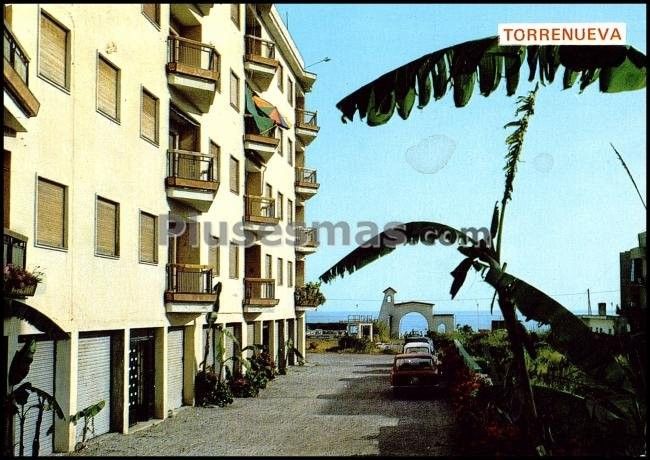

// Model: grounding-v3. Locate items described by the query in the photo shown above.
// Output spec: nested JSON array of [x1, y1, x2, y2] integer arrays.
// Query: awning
[[245, 85, 290, 134]]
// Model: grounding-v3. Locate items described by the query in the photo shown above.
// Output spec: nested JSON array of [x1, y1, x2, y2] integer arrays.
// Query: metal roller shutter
[[76, 335, 111, 443], [14, 339, 55, 456], [246, 323, 255, 358], [224, 325, 234, 373], [167, 328, 184, 411], [273, 322, 280, 365], [202, 327, 214, 371]]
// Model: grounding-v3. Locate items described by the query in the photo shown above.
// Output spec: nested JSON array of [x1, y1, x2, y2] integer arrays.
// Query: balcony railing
[[244, 278, 276, 302], [244, 114, 277, 138], [295, 167, 318, 186], [167, 35, 220, 80], [167, 149, 217, 185], [166, 264, 214, 294], [3, 229, 28, 270], [244, 35, 276, 60], [295, 109, 319, 131], [245, 196, 277, 223], [4, 25, 29, 85], [295, 227, 318, 248]]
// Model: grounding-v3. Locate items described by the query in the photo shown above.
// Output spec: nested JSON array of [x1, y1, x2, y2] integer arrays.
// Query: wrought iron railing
[[245, 195, 276, 221], [295, 167, 318, 185], [295, 227, 318, 247], [295, 108, 318, 130], [4, 25, 29, 84], [245, 278, 276, 301], [3, 229, 27, 270], [167, 35, 220, 77], [167, 149, 216, 182], [244, 35, 275, 60], [166, 264, 214, 294]]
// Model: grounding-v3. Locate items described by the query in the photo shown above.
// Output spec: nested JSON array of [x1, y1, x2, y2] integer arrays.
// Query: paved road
[[70, 353, 458, 456]]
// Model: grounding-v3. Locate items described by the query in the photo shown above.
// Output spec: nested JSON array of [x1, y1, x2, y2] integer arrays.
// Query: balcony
[[3, 229, 28, 269], [166, 36, 220, 113], [165, 149, 219, 212], [164, 264, 217, 313], [295, 167, 319, 203], [243, 195, 279, 238], [244, 35, 279, 90], [294, 226, 318, 256], [243, 278, 279, 313], [295, 109, 319, 146], [4, 25, 40, 127], [244, 115, 279, 163]]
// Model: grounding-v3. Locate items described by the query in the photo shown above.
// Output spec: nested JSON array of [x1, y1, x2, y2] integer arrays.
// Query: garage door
[[76, 335, 111, 443], [202, 327, 214, 371], [13, 338, 55, 456], [273, 322, 280, 365], [246, 323, 255, 358], [167, 328, 184, 411]]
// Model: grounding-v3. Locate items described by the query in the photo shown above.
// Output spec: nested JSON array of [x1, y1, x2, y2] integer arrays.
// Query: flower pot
[[5, 284, 38, 298]]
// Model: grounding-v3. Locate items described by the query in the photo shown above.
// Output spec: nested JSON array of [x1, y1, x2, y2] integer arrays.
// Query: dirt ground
[[69, 353, 458, 456]]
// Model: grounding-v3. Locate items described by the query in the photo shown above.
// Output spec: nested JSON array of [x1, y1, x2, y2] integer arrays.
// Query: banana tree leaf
[[336, 35, 646, 126], [319, 221, 478, 284], [449, 258, 474, 299], [9, 339, 36, 386], [29, 385, 65, 419], [484, 267, 627, 390], [4, 299, 70, 340]]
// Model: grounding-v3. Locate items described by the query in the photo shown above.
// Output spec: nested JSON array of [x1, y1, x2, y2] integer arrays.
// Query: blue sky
[[276, 4, 647, 317]]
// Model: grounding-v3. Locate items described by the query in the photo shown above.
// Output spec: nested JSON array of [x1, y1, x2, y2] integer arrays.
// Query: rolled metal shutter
[[224, 325, 235, 373], [167, 328, 184, 411], [14, 339, 55, 456], [246, 323, 255, 358], [76, 335, 111, 443], [273, 322, 280, 365]]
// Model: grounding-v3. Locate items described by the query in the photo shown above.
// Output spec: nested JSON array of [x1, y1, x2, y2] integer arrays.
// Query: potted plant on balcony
[[294, 281, 326, 308], [3, 265, 44, 298]]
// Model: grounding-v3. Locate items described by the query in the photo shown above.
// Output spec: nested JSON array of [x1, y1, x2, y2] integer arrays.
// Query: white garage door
[[167, 328, 184, 411], [247, 323, 256, 358], [76, 335, 111, 443], [13, 338, 55, 456], [202, 327, 214, 371]]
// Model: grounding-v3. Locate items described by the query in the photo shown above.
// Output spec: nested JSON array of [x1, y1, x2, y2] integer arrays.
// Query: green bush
[[337, 335, 375, 353]]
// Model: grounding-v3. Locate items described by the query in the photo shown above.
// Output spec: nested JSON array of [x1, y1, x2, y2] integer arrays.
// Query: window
[[278, 129, 283, 156], [287, 199, 293, 224], [230, 71, 240, 111], [277, 62, 284, 92], [277, 258, 283, 286], [36, 178, 67, 249], [230, 4, 240, 28], [229, 156, 239, 194], [142, 4, 160, 26], [265, 254, 272, 278], [288, 138, 293, 166], [288, 261, 293, 287], [229, 243, 239, 279], [209, 236, 220, 277], [287, 78, 294, 106], [277, 192, 284, 220], [95, 196, 119, 257], [210, 141, 221, 182], [141, 89, 159, 144], [97, 55, 120, 121], [139, 211, 157, 263], [39, 11, 69, 89]]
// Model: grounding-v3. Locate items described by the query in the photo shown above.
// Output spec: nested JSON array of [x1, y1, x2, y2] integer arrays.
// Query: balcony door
[[3, 151, 9, 228]]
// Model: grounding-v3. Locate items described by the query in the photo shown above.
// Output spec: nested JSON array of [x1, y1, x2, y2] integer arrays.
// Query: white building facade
[[3, 3, 319, 454]]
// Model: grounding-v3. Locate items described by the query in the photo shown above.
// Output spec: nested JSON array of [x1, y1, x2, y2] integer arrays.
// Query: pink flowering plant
[[3, 264, 44, 291]]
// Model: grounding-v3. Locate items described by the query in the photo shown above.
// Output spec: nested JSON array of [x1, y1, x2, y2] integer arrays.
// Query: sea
[[305, 309, 551, 334]]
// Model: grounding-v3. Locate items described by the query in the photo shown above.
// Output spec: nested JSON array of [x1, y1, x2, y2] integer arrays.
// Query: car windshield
[[405, 346, 430, 354], [395, 357, 433, 370]]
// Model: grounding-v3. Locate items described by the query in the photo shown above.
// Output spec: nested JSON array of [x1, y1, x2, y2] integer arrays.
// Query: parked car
[[390, 352, 443, 397], [402, 341, 434, 355], [403, 336, 434, 347]]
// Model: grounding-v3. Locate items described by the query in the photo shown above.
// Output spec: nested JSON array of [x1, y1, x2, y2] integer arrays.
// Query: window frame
[[35, 176, 68, 251], [96, 53, 121, 123], [287, 77, 294, 106], [38, 9, 71, 92], [230, 4, 241, 29], [230, 70, 240, 112], [277, 191, 284, 220], [288, 138, 293, 165], [140, 87, 160, 146], [209, 140, 221, 183], [288, 260, 293, 288], [229, 242, 239, 279], [138, 210, 158, 265], [277, 62, 284, 92], [94, 195, 120, 259], [142, 4, 161, 28], [229, 156, 240, 194], [277, 257, 284, 286]]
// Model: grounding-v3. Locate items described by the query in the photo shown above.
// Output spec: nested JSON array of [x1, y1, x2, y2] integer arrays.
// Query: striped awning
[[245, 85, 290, 134]]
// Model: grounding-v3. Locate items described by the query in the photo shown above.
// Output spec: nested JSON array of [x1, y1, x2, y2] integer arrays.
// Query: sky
[[275, 4, 647, 318]]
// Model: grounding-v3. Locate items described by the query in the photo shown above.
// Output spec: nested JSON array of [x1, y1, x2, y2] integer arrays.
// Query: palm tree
[[321, 36, 646, 454]]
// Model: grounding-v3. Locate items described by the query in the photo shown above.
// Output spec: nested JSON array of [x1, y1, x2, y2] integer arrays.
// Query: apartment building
[[3, 4, 320, 454]]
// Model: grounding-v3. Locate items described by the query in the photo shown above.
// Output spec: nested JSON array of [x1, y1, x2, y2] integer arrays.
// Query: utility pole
[[587, 288, 592, 315]]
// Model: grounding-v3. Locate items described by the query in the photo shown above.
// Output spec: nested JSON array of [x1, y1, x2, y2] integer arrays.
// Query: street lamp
[[305, 57, 331, 69]]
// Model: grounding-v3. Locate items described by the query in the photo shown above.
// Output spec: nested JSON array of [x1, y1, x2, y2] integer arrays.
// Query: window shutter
[[230, 73, 239, 109], [96, 198, 118, 256], [229, 157, 239, 193], [288, 261, 293, 287], [140, 212, 156, 263], [98, 57, 118, 119], [37, 179, 65, 248], [40, 13, 67, 87], [277, 258, 283, 285], [229, 243, 238, 278], [142, 4, 159, 24], [141, 91, 157, 142], [210, 142, 220, 182], [209, 238, 220, 277]]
